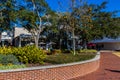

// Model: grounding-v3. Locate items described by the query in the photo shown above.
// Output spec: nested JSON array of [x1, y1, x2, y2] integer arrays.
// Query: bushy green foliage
[[0, 46, 13, 55], [62, 49, 72, 53], [0, 54, 5, 64], [12, 46, 46, 64], [79, 49, 97, 53], [55, 49, 61, 53], [0, 54, 19, 65], [43, 49, 62, 55], [0, 46, 46, 64], [1, 54, 19, 65], [45, 53, 96, 64], [0, 64, 26, 70], [51, 49, 62, 54]]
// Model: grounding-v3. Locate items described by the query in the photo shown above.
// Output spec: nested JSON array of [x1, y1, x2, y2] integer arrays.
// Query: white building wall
[[14, 27, 31, 38], [1, 32, 12, 41], [101, 42, 120, 50]]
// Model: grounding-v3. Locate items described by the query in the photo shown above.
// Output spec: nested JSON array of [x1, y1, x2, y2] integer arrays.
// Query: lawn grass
[[0, 64, 26, 70], [113, 51, 120, 57], [44, 53, 96, 64]]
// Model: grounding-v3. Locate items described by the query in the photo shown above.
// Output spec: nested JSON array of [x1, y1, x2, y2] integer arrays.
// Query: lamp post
[[19, 36, 21, 47]]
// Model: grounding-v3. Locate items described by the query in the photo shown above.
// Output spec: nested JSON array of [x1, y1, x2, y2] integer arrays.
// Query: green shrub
[[13, 45, 46, 64], [0, 64, 26, 70], [0, 54, 19, 65], [45, 53, 96, 64], [0, 54, 5, 64], [24, 45, 46, 64], [12, 47, 29, 64], [62, 49, 72, 53], [54, 49, 61, 53], [79, 49, 97, 53], [0, 46, 13, 55], [43, 49, 61, 55], [0, 46, 46, 64], [43, 50, 51, 55], [51, 49, 61, 54]]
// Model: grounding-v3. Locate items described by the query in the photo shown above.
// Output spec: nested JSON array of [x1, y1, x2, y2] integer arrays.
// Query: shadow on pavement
[[105, 69, 120, 73]]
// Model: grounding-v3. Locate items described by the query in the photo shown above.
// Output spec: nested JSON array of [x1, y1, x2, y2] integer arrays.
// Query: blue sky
[[46, 0, 120, 16]]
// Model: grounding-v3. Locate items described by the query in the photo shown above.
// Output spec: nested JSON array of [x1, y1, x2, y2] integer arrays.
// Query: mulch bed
[[26, 63, 53, 67]]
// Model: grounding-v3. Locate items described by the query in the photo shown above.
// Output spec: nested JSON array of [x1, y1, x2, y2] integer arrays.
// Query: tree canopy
[[0, 0, 120, 50]]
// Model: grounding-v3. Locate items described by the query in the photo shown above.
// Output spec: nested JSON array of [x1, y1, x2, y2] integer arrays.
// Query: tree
[[0, 0, 17, 42], [75, 1, 120, 48], [43, 12, 59, 43], [77, 4, 93, 49], [90, 2, 120, 39], [18, 0, 50, 48], [58, 0, 89, 55]]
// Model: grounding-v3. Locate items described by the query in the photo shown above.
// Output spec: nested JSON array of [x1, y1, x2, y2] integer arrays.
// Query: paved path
[[70, 52, 120, 80]]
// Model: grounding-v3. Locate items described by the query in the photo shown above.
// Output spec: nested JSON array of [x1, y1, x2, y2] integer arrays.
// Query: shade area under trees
[[0, 0, 120, 54]]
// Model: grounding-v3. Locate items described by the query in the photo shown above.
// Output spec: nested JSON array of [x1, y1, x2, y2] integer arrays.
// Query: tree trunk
[[59, 39, 62, 49], [0, 32, 2, 43], [0, 32, 2, 47], [84, 40, 87, 49], [34, 33, 39, 48], [72, 28, 76, 55], [32, 0, 42, 48]]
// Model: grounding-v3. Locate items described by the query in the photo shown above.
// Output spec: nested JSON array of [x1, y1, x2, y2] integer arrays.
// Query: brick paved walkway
[[70, 52, 120, 80]]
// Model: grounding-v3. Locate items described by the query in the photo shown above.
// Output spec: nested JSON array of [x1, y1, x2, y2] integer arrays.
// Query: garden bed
[[25, 52, 96, 67], [44, 53, 96, 64], [0, 46, 97, 70], [0, 52, 100, 80], [0, 53, 96, 70]]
